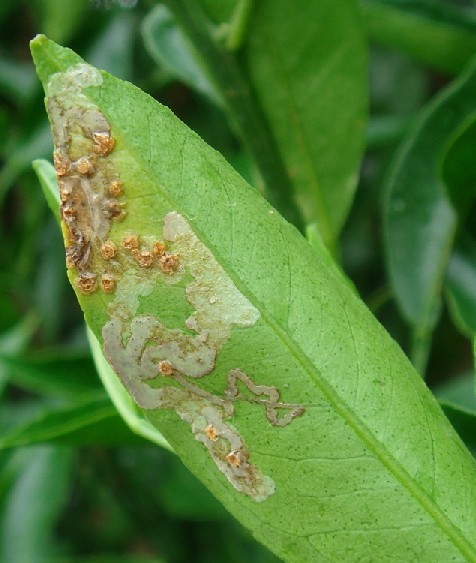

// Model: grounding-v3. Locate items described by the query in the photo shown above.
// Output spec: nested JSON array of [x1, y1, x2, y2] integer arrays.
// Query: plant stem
[[162, 0, 305, 232]]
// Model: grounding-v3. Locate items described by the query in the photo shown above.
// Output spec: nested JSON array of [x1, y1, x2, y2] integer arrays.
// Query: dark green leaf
[[384, 60, 476, 368], [363, 0, 476, 75], [0, 393, 150, 449], [142, 5, 220, 104], [239, 0, 367, 246], [446, 240, 476, 336], [0, 351, 101, 397]]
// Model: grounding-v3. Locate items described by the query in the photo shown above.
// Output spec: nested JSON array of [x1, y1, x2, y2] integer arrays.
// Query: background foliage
[[1, 1, 476, 561]]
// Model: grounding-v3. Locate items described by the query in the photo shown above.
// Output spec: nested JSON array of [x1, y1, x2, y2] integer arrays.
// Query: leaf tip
[[30, 35, 83, 90]]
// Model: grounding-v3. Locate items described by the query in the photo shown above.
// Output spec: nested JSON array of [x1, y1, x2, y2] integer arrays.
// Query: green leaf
[[31, 36, 476, 561], [0, 315, 38, 395], [436, 372, 476, 454], [362, 0, 476, 75], [238, 0, 367, 245], [32, 159, 60, 223], [446, 240, 476, 337], [384, 60, 476, 370], [0, 446, 73, 563], [0, 393, 150, 449], [0, 351, 101, 398], [0, 122, 53, 203], [439, 402, 476, 456], [141, 5, 220, 104]]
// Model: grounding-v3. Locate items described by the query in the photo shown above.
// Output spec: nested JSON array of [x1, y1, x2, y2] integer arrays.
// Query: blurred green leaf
[[440, 402, 476, 455], [363, 0, 476, 75], [33, 159, 60, 223], [31, 36, 476, 561], [0, 351, 101, 398], [155, 455, 227, 520], [436, 372, 476, 454], [193, 0, 368, 249], [0, 315, 38, 396], [0, 122, 52, 203], [238, 0, 367, 247], [437, 371, 476, 412], [87, 13, 135, 80], [142, 5, 220, 104], [32, 0, 89, 44], [0, 392, 150, 449], [384, 60, 476, 370], [442, 117, 476, 218], [0, 58, 37, 105], [446, 240, 476, 336], [0, 446, 73, 563]]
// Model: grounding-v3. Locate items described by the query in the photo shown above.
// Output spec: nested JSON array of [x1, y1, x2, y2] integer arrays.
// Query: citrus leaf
[[384, 60, 476, 369], [0, 393, 151, 449], [238, 0, 367, 245], [0, 446, 73, 563], [141, 5, 220, 104], [446, 242, 476, 337], [363, 0, 476, 75], [31, 36, 476, 561]]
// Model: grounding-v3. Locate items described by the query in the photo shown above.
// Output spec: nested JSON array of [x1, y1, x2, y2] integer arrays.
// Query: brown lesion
[[100, 241, 116, 260], [158, 252, 179, 274], [75, 272, 97, 294], [101, 274, 116, 293], [92, 131, 116, 156], [121, 233, 180, 272], [51, 99, 126, 295]]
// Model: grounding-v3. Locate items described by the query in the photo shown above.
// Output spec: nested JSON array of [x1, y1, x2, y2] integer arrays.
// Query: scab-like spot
[[108, 180, 123, 197], [76, 272, 97, 294], [158, 360, 174, 376], [122, 234, 139, 250], [226, 450, 242, 468], [133, 249, 154, 268], [100, 241, 116, 260], [152, 241, 166, 257], [104, 199, 126, 221], [54, 149, 70, 177], [92, 131, 115, 156], [206, 424, 219, 442], [101, 274, 116, 293], [158, 252, 179, 274], [74, 156, 94, 176], [46, 63, 126, 297], [62, 203, 77, 222]]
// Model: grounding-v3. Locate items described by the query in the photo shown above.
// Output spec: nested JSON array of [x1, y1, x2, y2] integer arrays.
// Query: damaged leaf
[[31, 36, 476, 561]]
